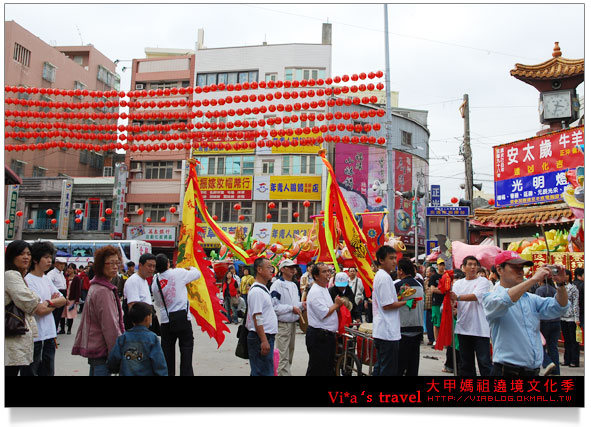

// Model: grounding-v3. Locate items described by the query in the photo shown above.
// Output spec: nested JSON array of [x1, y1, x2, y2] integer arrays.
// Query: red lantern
[[266, 213, 272, 220], [105, 208, 112, 215], [293, 212, 300, 219], [99, 217, 106, 223], [268, 202, 276, 209], [123, 217, 130, 223], [146, 217, 152, 223], [451, 197, 459, 204], [75, 209, 82, 215], [28, 219, 34, 225], [5, 219, 11, 224], [233, 203, 241, 211], [238, 215, 245, 221], [303, 200, 310, 208], [169, 206, 177, 214], [51, 218, 57, 225], [137, 208, 144, 215], [375, 197, 382, 204], [212, 215, 219, 221], [45, 208, 54, 216], [160, 216, 167, 223], [488, 198, 495, 206], [75, 218, 82, 224], [16, 211, 23, 217]]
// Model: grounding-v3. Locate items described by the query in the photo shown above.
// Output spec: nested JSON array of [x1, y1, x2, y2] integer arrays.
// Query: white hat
[[55, 257, 67, 263], [279, 259, 297, 270], [335, 272, 349, 287]]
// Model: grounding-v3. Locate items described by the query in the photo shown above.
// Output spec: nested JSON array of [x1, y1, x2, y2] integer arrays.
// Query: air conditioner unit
[[72, 203, 83, 211], [135, 83, 144, 90], [128, 204, 140, 213]]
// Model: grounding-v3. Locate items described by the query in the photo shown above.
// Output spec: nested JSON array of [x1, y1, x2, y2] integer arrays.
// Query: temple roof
[[510, 42, 584, 82], [470, 202, 575, 228]]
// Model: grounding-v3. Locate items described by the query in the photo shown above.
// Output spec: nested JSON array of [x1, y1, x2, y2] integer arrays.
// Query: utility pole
[[461, 94, 474, 213], [384, 4, 395, 234]]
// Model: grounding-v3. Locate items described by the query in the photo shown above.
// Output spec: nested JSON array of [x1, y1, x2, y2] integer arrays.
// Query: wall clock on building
[[539, 90, 573, 121]]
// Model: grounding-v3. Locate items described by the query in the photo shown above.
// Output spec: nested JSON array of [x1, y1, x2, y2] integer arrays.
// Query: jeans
[[424, 309, 435, 343], [224, 295, 238, 323], [397, 334, 421, 376], [305, 326, 336, 376], [89, 359, 111, 376], [247, 330, 276, 376], [561, 320, 579, 366], [21, 339, 56, 376], [540, 320, 561, 374], [457, 334, 492, 376], [161, 314, 195, 376], [372, 338, 399, 376]]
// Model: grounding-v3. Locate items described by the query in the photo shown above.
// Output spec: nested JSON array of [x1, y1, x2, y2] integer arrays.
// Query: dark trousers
[[397, 334, 421, 376], [5, 366, 27, 376], [373, 338, 399, 376], [561, 320, 579, 366], [457, 334, 492, 376], [247, 331, 276, 376], [424, 308, 435, 343], [541, 320, 561, 374], [160, 317, 194, 376], [52, 289, 67, 331], [21, 339, 56, 376], [445, 346, 462, 373], [305, 326, 336, 376]]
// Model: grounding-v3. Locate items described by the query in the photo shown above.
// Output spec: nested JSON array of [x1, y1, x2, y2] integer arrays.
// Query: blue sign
[[426, 206, 470, 216], [494, 169, 569, 208], [426, 240, 438, 255], [430, 185, 441, 206]]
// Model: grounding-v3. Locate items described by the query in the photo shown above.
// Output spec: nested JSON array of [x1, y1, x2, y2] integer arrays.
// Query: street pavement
[[54, 313, 584, 376]]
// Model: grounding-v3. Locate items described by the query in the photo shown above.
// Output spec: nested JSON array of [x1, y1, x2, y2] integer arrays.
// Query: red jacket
[[222, 278, 238, 298], [79, 271, 91, 291]]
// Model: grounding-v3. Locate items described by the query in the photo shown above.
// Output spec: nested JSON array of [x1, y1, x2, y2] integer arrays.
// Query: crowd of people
[[4, 239, 585, 377]]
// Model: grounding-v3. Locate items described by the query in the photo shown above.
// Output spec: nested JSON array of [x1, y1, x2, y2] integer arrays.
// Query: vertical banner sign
[[57, 179, 74, 240], [5, 185, 20, 239], [113, 163, 128, 239], [431, 185, 441, 206], [335, 144, 369, 212], [394, 151, 413, 236]]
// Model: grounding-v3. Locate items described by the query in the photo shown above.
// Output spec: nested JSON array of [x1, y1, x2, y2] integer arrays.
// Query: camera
[[549, 265, 560, 275]]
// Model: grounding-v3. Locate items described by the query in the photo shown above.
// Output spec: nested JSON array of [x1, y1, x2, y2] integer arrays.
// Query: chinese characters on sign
[[493, 126, 584, 207], [253, 176, 322, 201], [198, 176, 253, 200]]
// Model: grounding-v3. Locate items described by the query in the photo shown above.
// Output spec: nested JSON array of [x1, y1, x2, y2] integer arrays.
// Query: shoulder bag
[[155, 275, 189, 335], [5, 301, 28, 337], [235, 284, 268, 359]]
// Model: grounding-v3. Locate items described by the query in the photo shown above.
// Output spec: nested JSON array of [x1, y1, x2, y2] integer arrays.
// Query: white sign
[[126, 225, 176, 242], [57, 179, 74, 239]]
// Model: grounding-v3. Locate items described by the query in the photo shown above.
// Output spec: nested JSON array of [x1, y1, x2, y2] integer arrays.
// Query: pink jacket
[[72, 276, 124, 359]]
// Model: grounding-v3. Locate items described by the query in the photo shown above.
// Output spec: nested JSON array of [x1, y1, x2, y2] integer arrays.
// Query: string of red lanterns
[[4, 71, 384, 99]]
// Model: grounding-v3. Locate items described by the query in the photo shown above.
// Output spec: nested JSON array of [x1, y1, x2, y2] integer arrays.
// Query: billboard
[[252, 176, 321, 201], [197, 175, 253, 200], [493, 126, 584, 207]]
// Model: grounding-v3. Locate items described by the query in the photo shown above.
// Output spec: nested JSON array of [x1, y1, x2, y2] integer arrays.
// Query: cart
[[335, 323, 376, 376]]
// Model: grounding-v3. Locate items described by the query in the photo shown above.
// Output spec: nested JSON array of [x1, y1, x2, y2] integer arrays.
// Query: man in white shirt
[[152, 254, 201, 376], [246, 257, 278, 376], [305, 262, 344, 376], [23, 242, 66, 376], [47, 256, 68, 333], [450, 255, 493, 376], [372, 245, 407, 376], [270, 258, 306, 376], [123, 253, 157, 331]]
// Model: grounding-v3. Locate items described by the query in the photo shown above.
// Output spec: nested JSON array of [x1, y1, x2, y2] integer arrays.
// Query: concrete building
[[4, 20, 121, 179]]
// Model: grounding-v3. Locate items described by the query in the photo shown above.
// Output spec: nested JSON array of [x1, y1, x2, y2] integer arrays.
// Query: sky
[[4, 2, 585, 204]]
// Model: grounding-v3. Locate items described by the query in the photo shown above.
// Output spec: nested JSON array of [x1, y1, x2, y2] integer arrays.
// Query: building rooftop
[[510, 42, 584, 82], [470, 202, 575, 228]]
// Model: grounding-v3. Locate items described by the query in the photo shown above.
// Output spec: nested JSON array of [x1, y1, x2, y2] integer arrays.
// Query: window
[[42, 62, 56, 82], [242, 156, 254, 175], [13, 43, 31, 67], [402, 131, 412, 147], [32, 166, 47, 177], [262, 160, 275, 175], [196, 70, 259, 87], [10, 159, 26, 177], [285, 68, 325, 82], [203, 201, 253, 222], [280, 155, 320, 175], [265, 73, 277, 82], [73, 55, 84, 66], [147, 204, 169, 222], [103, 166, 113, 177], [149, 81, 178, 90], [207, 157, 225, 175], [145, 161, 173, 179]]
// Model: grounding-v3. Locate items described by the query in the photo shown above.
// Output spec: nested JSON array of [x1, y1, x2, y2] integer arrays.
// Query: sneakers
[[540, 362, 556, 376]]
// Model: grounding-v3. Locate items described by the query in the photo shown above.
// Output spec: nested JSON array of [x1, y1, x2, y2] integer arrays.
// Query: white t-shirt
[[246, 282, 278, 334], [25, 273, 60, 342], [270, 279, 303, 323], [453, 276, 492, 338], [46, 268, 67, 291], [306, 283, 339, 332], [372, 269, 401, 341], [152, 267, 201, 323], [123, 272, 152, 305]]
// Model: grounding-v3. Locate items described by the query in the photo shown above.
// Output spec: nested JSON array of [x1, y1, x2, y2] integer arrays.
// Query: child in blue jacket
[[108, 302, 168, 376]]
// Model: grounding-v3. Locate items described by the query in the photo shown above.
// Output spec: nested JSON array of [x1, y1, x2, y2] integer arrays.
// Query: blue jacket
[[107, 325, 168, 376]]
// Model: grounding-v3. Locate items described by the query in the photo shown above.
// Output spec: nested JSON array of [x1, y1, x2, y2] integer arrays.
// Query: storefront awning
[[470, 202, 575, 228]]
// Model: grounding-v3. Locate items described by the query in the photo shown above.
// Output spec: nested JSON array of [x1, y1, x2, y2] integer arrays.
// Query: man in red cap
[[482, 251, 570, 376]]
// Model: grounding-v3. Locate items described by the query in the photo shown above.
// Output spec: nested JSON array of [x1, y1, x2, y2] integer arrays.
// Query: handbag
[[5, 301, 28, 336], [234, 284, 268, 359]]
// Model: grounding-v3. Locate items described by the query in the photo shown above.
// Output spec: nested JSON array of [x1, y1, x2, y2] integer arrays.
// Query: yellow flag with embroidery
[[176, 162, 230, 347]]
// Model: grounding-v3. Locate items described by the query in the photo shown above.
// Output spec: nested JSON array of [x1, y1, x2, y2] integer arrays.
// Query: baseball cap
[[335, 272, 349, 287], [279, 259, 297, 270], [55, 257, 67, 264], [494, 251, 534, 267], [437, 258, 445, 265]]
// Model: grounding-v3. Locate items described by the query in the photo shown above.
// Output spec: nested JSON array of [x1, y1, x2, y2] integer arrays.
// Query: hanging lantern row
[[4, 98, 385, 122], [4, 71, 384, 99], [5, 87, 382, 110], [4, 133, 387, 153]]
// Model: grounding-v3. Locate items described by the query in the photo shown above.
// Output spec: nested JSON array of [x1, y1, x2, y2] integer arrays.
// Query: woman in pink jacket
[[72, 246, 125, 376]]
